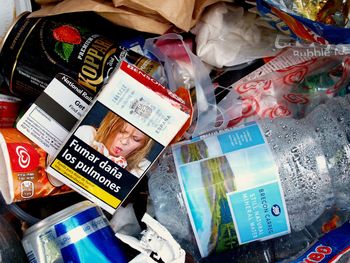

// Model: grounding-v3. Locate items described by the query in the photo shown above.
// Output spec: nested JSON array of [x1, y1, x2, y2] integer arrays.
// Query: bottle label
[[172, 122, 290, 257]]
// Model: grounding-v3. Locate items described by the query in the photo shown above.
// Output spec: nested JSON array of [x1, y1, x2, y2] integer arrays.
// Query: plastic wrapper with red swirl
[[221, 51, 350, 128]]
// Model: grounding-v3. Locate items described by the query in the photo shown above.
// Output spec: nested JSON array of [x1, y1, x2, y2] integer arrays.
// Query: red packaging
[[0, 94, 21, 127], [0, 128, 71, 204]]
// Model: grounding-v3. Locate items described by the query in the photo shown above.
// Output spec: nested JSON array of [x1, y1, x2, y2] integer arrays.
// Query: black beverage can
[[0, 12, 162, 102]]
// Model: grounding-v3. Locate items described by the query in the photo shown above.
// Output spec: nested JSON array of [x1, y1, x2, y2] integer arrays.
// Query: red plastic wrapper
[[223, 49, 350, 127]]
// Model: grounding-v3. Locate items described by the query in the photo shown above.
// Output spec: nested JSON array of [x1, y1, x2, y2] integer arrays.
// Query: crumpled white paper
[[192, 2, 279, 68], [116, 213, 186, 263]]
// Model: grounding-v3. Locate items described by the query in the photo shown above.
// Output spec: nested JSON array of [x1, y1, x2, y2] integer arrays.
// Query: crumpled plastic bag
[[219, 48, 350, 128], [116, 213, 186, 263], [144, 33, 242, 137], [192, 2, 279, 68]]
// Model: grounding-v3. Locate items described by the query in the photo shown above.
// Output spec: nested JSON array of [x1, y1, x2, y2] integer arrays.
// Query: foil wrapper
[[292, 0, 350, 26]]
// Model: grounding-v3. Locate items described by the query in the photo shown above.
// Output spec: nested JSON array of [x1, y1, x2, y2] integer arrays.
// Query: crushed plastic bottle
[[148, 95, 350, 262]]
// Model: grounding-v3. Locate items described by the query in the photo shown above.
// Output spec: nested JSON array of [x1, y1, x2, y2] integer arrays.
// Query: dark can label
[[0, 12, 161, 102]]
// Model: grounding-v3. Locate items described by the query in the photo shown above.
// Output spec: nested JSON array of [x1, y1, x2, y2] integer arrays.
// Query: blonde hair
[[95, 111, 154, 172]]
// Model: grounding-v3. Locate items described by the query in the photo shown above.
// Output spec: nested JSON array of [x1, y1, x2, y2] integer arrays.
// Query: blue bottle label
[[172, 122, 290, 257]]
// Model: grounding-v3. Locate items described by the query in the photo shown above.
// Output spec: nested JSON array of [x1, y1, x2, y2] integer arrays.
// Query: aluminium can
[[0, 12, 162, 102], [22, 200, 127, 263]]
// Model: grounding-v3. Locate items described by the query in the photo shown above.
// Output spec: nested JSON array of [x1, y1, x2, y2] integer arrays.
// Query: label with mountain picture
[[172, 122, 290, 257]]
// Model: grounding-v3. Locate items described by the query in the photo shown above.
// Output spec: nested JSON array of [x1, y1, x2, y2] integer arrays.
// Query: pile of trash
[[1, 0, 350, 262]]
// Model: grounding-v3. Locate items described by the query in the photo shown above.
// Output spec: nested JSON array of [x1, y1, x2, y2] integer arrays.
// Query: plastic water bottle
[[147, 95, 350, 262]]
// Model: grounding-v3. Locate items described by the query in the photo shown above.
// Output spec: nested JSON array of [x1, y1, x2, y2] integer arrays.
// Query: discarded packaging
[[46, 61, 190, 214], [116, 213, 186, 263], [17, 73, 92, 156], [22, 200, 127, 263], [0, 128, 71, 204]]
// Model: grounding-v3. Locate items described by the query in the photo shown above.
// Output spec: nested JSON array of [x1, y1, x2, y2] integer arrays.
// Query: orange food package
[[0, 128, 71, 204]]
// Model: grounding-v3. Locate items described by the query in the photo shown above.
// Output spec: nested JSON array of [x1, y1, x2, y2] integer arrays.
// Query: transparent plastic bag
[[144, 33, 242, 137]]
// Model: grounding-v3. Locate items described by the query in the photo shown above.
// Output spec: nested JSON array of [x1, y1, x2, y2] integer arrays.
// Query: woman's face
[[107, 123, 147, 158]]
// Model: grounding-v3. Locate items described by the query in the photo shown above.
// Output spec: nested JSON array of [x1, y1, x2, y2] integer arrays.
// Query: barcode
[[26, 251, 37, 263]]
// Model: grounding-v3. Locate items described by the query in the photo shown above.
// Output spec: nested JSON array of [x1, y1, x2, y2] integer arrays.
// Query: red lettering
[[300, 245, 332, 263], [309, 252, 325, 261], [316, 246, 332, 255]]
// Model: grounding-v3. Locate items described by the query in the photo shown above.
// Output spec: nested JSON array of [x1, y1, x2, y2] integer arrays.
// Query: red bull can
[[21, 200, 127, 263]]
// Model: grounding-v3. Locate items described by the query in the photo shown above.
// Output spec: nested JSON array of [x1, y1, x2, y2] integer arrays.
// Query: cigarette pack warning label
[[47, 61, 190, 213]]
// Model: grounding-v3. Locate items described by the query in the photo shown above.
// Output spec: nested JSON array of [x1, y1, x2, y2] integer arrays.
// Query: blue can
[[22, 200, 127, 263]]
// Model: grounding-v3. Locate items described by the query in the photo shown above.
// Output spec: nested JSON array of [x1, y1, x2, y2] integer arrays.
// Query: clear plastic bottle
[[148, 95, 350, 262]]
